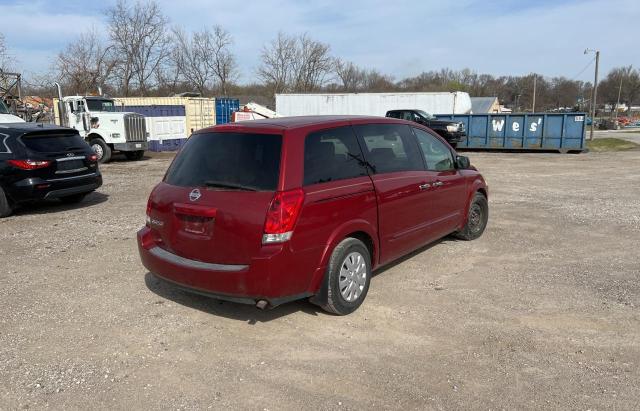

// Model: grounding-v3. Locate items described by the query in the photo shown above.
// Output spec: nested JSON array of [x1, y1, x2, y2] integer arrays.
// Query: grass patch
[[587, 138, 640, 152]]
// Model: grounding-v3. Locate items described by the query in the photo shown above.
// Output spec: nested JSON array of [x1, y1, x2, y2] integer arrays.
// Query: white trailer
[[275, 92, 472, 117]]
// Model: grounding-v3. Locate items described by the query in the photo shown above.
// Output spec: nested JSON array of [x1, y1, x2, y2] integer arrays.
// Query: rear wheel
[[0, 186, 13, 218], [59, 193, 88, 204], [124, 150, 144, 161], [89, 138, 111, 163], [455, 192, 488, 240], [321, 238, 372, 315]]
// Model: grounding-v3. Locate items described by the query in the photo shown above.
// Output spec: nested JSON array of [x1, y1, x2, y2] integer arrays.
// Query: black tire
[[0, 186, 13, 218], [455, 192, 488, 241], [89, 137, 111, 163], [59, 193, 88, 204], [321, 237, 372, 315], [124, 150, 144, 161]]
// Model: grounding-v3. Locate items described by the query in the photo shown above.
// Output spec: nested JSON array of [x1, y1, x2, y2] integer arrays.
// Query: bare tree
[[258, 32, 332, 95], [170, 26, 238, 96], [171, 28, 216, 94], [210, 26, 238, 95], [334, 58, 365, 92], [291, 34, 332, 92], [0, 33, 10, 72], [106, 0, 171, 96], [257, 32, 297, 95], [54, 28, 115, 95]]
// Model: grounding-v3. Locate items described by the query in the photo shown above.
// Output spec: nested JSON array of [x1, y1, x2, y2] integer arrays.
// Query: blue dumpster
[[435, 113, 587, 152], [215, 98, 240, 125]]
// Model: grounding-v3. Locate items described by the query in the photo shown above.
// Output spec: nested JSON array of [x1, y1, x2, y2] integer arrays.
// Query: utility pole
[[585, 49, 600, 140], [615, 75, 623, 123], [532, 74, 537, 112]]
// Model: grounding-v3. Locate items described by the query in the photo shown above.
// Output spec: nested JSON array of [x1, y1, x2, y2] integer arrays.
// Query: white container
[[275, 92, 472, 117], [145, 116, 186, 142]]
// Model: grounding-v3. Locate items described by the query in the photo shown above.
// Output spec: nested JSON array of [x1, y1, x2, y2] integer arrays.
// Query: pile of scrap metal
[[0, 71, 52, 123]]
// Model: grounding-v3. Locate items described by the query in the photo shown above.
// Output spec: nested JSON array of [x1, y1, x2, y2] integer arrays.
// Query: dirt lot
[[1, 149, 639, 410]]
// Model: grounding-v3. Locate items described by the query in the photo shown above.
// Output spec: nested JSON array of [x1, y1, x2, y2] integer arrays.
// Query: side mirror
[[456, 155, 470, 169]]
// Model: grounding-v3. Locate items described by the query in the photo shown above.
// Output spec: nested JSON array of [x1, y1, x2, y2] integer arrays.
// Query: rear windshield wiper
[[203, 180, 258, 191]]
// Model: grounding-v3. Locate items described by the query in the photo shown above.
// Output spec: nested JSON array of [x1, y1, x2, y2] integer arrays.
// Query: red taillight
[[263, 188, 305, 244], [87, 154, 98, 162], [145, 197, 153, 226], [7, 159, 52, 170]]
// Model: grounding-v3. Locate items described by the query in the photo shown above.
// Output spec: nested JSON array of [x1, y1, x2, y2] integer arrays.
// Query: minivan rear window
[[21, 133, 87, 153], [165, 132, 282, 191]]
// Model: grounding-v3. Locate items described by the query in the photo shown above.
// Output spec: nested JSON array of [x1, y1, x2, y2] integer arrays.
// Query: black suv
[[386, 109, 466, 147], [0, 123, 102, 217]]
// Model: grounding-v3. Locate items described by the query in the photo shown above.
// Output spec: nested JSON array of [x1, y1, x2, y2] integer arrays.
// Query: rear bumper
[[114, 141, 148, 151], [7, 172, 103, 203], [137, 227, 313, 307]]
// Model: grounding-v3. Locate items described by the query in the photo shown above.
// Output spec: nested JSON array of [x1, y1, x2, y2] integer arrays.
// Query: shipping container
[[275, 92, 472, 117], [215, 98, 240, 125], [112, 97, 219, 151], [435, 113, 587, 152], [114, 97, 216, 135]]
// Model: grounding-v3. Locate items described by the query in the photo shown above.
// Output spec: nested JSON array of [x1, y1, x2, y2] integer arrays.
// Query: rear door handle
[[419, 183, 431, 190], [433, 181, 444, 187]]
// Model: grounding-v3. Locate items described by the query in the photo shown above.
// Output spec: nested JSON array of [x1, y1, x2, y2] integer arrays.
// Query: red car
[[138, 116, 488, 315]]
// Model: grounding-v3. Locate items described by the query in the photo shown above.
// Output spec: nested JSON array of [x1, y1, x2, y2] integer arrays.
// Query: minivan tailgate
[[148, 183, 274, 265]]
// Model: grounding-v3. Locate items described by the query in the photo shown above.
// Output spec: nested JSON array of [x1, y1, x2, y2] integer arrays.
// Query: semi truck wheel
[[124, 150, 144, 161], [89, 138, 112, 163]]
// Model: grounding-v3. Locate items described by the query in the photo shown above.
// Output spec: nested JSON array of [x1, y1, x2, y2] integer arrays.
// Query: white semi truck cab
[[55, 84, 148, 163]]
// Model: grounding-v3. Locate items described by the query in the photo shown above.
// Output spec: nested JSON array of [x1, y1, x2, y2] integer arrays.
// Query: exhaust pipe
[[54, 82, 68, 127], [54, 82, 63, 100], [255, 300, 269, 310]]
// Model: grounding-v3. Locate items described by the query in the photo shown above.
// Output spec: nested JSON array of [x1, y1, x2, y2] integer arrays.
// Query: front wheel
[[320, 238, 372, 315], [124, 150, 144, 161], [89, 138, 112, 163], [455, 192, 488, 241]]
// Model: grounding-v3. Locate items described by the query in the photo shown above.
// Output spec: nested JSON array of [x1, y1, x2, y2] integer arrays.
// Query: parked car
[[385, 109, 466, 147], [0, 123, 102, 217], [138, 116, 488, 315]]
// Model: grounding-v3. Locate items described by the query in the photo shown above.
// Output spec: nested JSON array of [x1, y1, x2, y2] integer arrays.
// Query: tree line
[[4, 0, 640, 113]]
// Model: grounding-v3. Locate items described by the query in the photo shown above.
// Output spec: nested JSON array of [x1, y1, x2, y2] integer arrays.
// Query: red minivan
[[138, 116, 488, 315]]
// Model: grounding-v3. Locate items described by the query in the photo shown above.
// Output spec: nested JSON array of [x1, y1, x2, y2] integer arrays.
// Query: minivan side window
[[304, 126, 367, 186], [413, 128, 455, 171], [354, 124, 424, 174]]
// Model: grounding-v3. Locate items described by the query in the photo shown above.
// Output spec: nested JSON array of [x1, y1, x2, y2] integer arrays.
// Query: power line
[[571, 57, 595, 82]]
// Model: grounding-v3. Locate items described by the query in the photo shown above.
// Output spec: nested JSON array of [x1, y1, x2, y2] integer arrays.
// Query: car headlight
[[446, 124, 459, 132]]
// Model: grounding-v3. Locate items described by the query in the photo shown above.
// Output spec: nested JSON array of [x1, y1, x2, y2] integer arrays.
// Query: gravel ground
[[1, 149, 639, 410]]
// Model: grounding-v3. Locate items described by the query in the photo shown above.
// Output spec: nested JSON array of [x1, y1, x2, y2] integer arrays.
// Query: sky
[[1, 0, 638, 84]]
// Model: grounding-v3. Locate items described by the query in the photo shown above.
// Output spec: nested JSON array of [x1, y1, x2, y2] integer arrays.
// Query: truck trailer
[[275, 92, 472, 117]]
